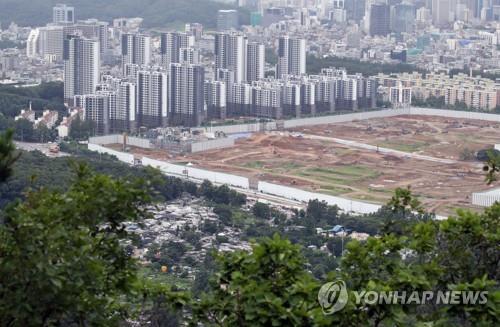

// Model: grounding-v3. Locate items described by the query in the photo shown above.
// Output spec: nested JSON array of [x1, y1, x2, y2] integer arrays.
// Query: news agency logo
[[318, 280, 489, 315], [317, 280, 348, 314]]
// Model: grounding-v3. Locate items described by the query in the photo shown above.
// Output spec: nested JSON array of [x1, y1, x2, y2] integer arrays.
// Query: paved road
[[300, 134, 457, 165]]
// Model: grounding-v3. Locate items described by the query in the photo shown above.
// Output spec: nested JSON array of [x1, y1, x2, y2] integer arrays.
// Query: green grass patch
[[377, 140, 429, 152], [242, 161, 265, 169], [297, 165, 380, 186]]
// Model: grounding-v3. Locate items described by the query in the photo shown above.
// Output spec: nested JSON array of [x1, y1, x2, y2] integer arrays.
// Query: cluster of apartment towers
[[65, 30, 376, 135]]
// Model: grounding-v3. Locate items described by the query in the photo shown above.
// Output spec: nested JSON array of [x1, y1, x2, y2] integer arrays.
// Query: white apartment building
[[53, 4, 75, 24], [376, 72, 500, 110], [169, 63, 205, 126], [160, 32, 195, 68], [137, 69, 168, 128], [215, 32, 248, 83], [247, 42, 265, 82], [64, 36, 100, 105], [121, 33, 151, 71], [277, 36, 306, 78]]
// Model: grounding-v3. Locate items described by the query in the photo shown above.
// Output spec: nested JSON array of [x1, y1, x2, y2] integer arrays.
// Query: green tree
[[69, 116, 95, 140], [0, 130, 20, 182], [34, 124, 54, 143], [0, 131, 187, 326], [191, 234, 327, 326], [483, 149, 500, 184], [387, 186, 424, 216], [252, 201, 271, 219], [332, 205, 500, 326], [13, 118, 35, 142]]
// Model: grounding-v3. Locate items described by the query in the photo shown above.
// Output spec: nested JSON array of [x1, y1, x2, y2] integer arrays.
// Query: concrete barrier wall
[[126, 136, 152, 149], [141, 157, 186, 175], [89, 135, 121, 145], [258, 181, 381, 214], [89, 134, 151, 148], [204, 121, 277, 134], [87, 143, 135, 165], [283, 109, 410, 129], [409, 108, 500, 122], [191, 138, 235, 153], [141, 157, 250, 189]]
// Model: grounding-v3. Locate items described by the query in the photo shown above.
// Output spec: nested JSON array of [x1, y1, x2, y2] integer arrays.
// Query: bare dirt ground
[[116, 115, 500, 216]]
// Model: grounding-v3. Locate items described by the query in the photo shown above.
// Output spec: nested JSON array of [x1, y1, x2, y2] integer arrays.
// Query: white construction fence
[[472, 188, 500, 207], [408, 108, 500, 122], [283, 109, 408, 129], [89, 134, 152, 149], [137, 157, 250, 189], [204, 121, 277, 134], [258, 181, 381, 214], [87, 143, 135, 165]]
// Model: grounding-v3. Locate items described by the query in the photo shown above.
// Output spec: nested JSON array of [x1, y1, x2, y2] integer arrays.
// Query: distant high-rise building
[[64, 35, 100, 105], [277, 36, 306, 78], [63, 19, 109, 55], [205, 80, 227, 119], [251, 82, 282, 118], [416, 7, 432, 22], [330, 0, 347, 23], [74, 93, 110, 135], [160, 32, 195, 68], [53, 4, 75, 24], [391, 3, 415, 34], [136, 69, 168, 128], [26, 29, 40, 58], [217, 10, 239, 31], [215, 33, 248, 83], [121, 33, 151, 71], [432, 0, 453, 26], [169, 63, 205, 126], [179, 47, 200, 65], [228, 83, 252, 116], [369, 3, 390, 36], [246, 42, 265, 82], [345, 0, 367, 22], [389, 82, 412, 107], [109, 80, 136, 132], [299, 8, 311, 26], [185, 23, 204, 41], [38, 25, 65, 61]]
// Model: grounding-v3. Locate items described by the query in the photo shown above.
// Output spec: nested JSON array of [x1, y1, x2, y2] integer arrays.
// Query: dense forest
[[0, 0, 248, 29]]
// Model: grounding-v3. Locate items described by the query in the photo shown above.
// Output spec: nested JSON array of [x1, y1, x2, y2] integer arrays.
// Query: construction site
[[104, 113, 500, 216]]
